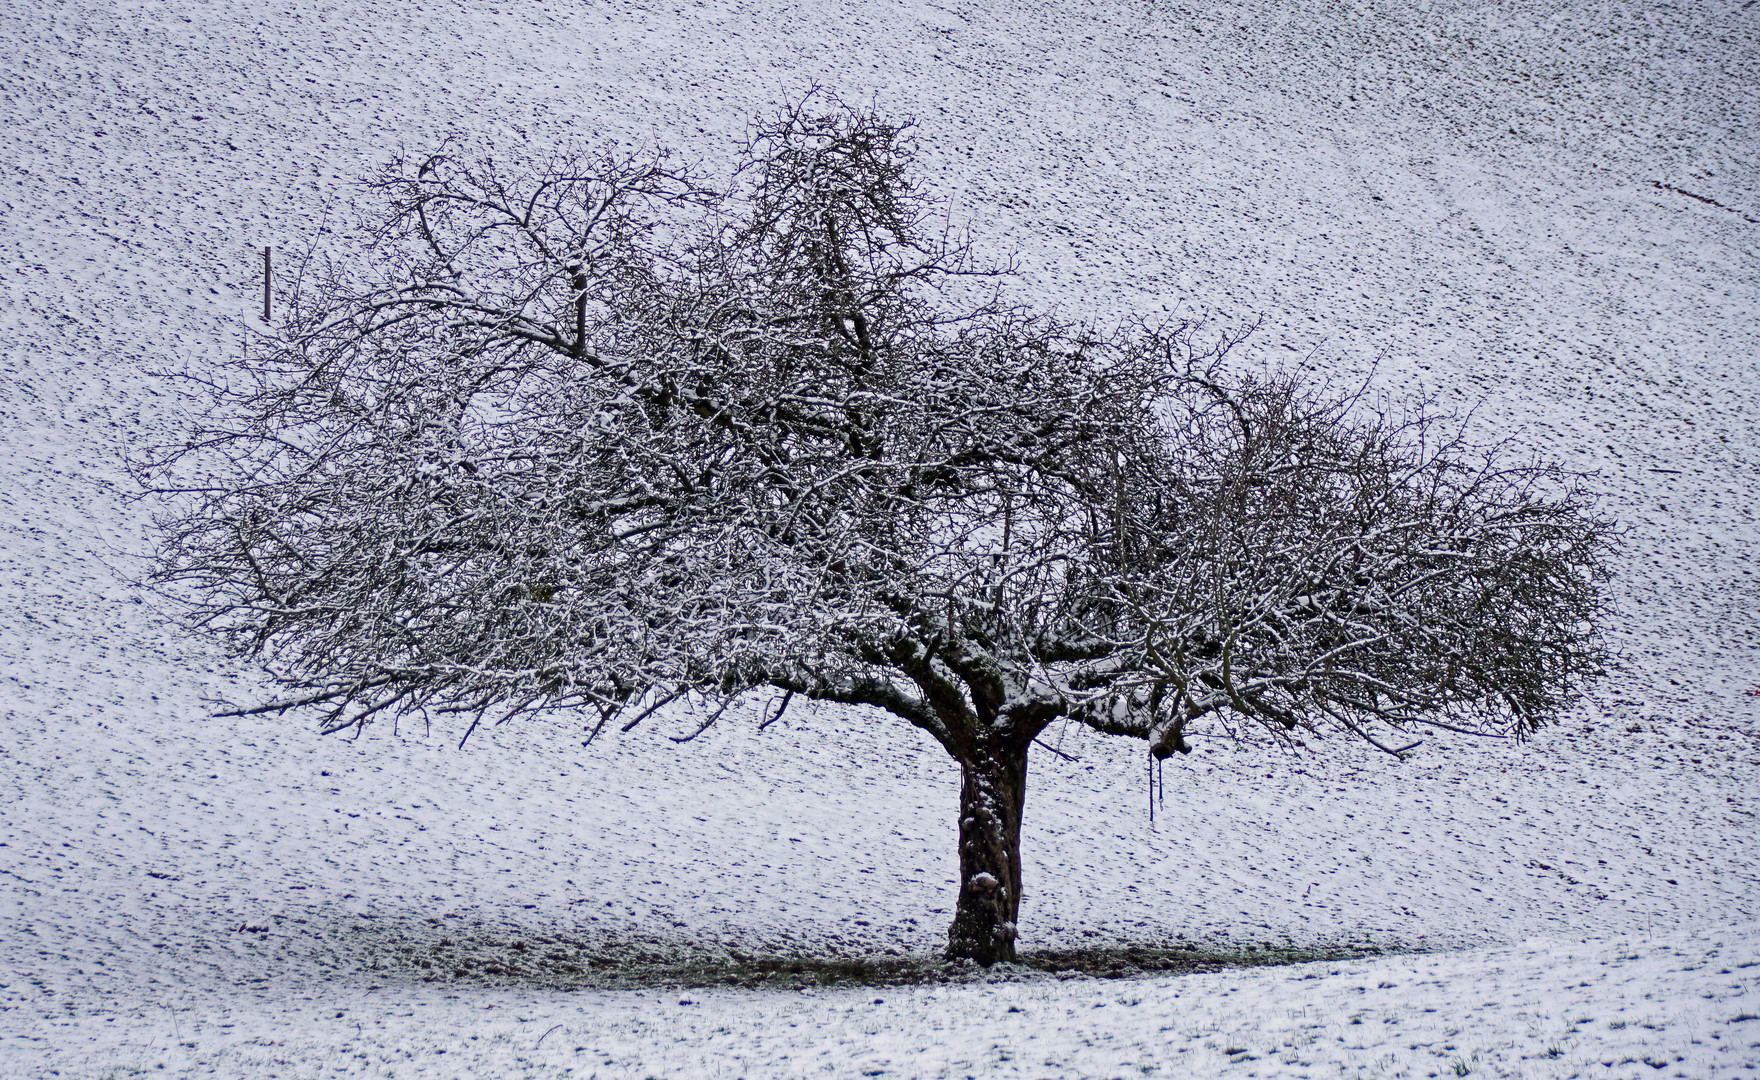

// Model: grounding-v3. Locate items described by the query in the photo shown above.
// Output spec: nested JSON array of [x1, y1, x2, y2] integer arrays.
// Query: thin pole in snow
[[263, 246, 272, 322]]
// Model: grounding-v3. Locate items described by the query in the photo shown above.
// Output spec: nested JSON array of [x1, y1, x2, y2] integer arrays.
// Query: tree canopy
[[146, 93, 1615, 963]]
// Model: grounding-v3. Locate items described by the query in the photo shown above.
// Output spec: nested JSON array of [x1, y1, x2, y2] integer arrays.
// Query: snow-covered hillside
[[2, 0, 1756, 1075]]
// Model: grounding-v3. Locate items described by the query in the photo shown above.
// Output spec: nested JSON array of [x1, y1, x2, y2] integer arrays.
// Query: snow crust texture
[[2, 0, 1757, 1075]]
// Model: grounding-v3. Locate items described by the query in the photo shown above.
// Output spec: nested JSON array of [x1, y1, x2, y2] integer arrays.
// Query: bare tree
[[143, 93, 1615, 965]]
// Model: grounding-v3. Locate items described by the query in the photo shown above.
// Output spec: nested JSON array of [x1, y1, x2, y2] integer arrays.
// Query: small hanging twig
[[620, 689, 685, 733], [570, 265, 587, 358], [1031, 737, 1079, 763], [582, 702, 617, 746], [758, 689, 794, 730], [671, 696, 737, 743], [262, 246, 272, 322]]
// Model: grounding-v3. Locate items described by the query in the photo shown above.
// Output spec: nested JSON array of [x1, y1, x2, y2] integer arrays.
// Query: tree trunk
[[945, 741, 1028, 964]]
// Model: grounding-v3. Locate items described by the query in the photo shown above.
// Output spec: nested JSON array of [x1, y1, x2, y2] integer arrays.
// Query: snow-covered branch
[[142, 93, 1617, 964]]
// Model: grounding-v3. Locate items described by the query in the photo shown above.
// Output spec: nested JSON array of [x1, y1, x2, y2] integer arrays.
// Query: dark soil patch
[[333, 917, 1410, 991]]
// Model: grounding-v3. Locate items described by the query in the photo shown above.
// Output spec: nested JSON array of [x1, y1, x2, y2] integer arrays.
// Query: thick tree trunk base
[[944, 745, 1027, 965]]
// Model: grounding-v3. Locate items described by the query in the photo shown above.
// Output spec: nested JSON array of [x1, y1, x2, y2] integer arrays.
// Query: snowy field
[[2, 0, 1758, 1076]]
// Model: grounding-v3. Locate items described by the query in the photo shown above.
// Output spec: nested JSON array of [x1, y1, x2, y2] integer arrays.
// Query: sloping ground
[[6, 923, 1759, 1079], [1, 0, 1757, 1075]]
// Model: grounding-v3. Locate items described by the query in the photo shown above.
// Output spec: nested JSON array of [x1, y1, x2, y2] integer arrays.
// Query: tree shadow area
[[330, 917, 1414, 991]]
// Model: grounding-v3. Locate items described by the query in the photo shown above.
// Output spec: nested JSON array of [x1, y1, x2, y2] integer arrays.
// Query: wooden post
[[263, 247, 272, 322]]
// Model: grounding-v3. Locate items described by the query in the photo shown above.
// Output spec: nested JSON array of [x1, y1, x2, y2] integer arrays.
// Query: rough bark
[[946, 741, 1029, 964]]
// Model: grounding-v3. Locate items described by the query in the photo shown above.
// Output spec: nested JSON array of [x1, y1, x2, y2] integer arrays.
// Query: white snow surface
[[2, 0, 1758, 1075]]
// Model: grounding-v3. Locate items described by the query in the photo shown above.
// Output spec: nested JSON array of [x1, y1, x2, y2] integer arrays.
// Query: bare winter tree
[[143, 93, 1615, 965]]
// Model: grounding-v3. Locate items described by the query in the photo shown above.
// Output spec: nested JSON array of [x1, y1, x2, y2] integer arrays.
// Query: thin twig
[[1032, 737, 1080, 763], [621, 690, 686, 733], [758, 689, 794, 730], [671, 696, 737, 743]]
